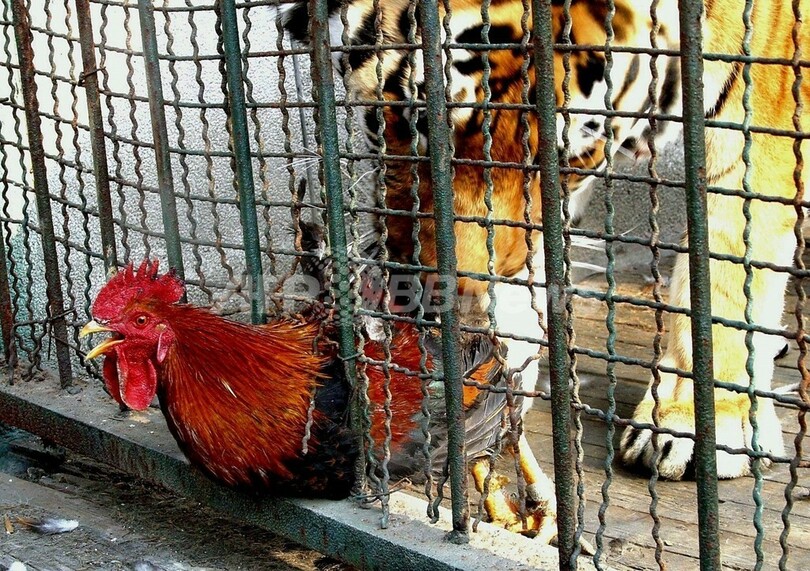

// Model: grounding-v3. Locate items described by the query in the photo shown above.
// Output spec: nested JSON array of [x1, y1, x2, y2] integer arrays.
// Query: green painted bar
[[307, 0, 365, 489], [677, 1, 721, 569], [75, 0, 118, 274], [10, 0, 74, 387], [218, 0, 266, 324], [418, 0, 470, 544], [136, 0, 185, 282], [531, 0, 577, 568]]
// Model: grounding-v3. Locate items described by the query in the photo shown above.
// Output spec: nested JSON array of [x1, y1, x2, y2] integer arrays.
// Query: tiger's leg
[[489, 245, 547, 411], [514, 432, 558, 543], [620, 161, 796, 480], [471, 434, 601, 552]]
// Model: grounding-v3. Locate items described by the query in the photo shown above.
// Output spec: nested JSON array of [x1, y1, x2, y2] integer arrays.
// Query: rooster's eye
[[134, 315, 149, 327]]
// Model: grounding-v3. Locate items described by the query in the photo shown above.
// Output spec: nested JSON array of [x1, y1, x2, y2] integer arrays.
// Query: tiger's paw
[[619, 387, 786, 480]]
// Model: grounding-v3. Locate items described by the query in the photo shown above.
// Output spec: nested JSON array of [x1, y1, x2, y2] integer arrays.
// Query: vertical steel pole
[[218, 0, 266, 324], [678, 1, 721, 569], [136, 0, 184, 281], [531, 0, 576, 567], [10, 0, 74, 387], [418, 0, 469, 544], [0, 227, 13, 366], [74, 0, 118, 274], [307, 0, 364, 487]]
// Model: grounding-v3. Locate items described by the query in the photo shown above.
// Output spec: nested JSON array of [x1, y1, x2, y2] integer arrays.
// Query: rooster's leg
[[514, 435, 596, 554], [470, 436, 557, 543], [471, 459, 538, 533], [514, 433, 557, 544], [468, 434, 558, 542]]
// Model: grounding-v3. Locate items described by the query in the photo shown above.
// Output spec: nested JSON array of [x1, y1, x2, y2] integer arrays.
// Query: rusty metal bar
[[74, 0, 117, 274], [9, 0, 74, 387], [0, 225, 13, 365], [307, 0, 364, 491], [136, 0, 185, 280]]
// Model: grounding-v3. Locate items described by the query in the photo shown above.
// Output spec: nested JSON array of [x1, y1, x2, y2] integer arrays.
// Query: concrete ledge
[[0, 376, 601, 571]]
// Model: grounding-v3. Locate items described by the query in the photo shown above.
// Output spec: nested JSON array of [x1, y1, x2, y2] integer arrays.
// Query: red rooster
[[80, 260, 556, 539]]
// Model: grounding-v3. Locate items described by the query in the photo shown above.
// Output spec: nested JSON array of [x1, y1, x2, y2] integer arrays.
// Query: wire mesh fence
[[1, 0, 809, 569]]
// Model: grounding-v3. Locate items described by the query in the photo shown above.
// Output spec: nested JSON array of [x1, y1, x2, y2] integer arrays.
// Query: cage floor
[[0, 433, 345, 571], [523, 268, 810, 570]]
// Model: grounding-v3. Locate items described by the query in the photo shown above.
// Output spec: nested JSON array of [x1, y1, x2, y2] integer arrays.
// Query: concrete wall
[[572, 143, 686, 285]]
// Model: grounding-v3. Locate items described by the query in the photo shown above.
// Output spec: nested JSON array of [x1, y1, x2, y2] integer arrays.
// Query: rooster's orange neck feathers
[[156, 303, 329, 484]]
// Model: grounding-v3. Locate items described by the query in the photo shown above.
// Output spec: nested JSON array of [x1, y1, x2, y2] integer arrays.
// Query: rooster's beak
[[80, 320, 123, 360]]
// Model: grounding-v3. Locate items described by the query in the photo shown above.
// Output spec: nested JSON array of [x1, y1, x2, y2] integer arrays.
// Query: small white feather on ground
[[16, 517, 78, 535]]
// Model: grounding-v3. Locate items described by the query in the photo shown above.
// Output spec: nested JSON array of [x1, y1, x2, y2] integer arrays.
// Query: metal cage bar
[[135, 0, 185, 281], [677, 0, 721, 569], [418, 0, 470, 543], [595, 1, 620, 564], [780, 2, 808, 569], [75, 0, 117, 274], [10, 0, 73, 388], [531, 0, 577, 568], [307, 0, 365, 492], [738, 1, 766, 567], [218, 0, 267, 324]]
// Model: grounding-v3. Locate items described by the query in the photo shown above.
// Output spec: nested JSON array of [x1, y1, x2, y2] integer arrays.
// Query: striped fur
[[281, 0, 808, 480]]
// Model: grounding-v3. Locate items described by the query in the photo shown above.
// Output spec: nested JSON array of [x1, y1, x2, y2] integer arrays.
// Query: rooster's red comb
[[91, 259, 185, 320]]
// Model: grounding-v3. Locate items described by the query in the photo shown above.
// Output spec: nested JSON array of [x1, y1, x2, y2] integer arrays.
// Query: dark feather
[[296, 221, 519, 481], [386, 332, 517, 481]]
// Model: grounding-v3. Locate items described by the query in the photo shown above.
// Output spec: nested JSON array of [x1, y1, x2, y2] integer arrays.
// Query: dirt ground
[[0, 426, 352, 571]]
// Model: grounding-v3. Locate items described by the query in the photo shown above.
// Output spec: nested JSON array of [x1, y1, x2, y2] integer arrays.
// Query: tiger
[[280, 0, 807, 487]]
